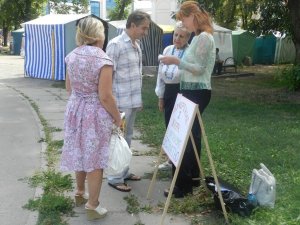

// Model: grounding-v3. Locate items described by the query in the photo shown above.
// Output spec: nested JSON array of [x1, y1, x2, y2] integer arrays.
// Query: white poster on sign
[[162, 94, 197, 167]]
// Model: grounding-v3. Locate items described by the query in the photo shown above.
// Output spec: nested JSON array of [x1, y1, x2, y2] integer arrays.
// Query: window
[[90, 1, 100, 17]]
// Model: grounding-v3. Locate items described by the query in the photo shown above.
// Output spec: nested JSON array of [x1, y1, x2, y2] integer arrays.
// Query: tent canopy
[[23, 14, 108, 80], [213, 24, 233, 61], [108, 20, 163, 66], [24, 14, 88, 25], [274, 35, 296, 64], [158, 24, 174, 49], [159, 24, 174, 33], [156, 23, 233, 61], [232, 30, 256, 65]]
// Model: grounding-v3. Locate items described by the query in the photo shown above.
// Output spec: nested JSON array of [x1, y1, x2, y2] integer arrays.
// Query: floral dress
[[60, 45, 113, 172]]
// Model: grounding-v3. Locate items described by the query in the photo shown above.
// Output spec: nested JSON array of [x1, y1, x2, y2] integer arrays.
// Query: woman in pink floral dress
[[60, 16, 121, 220]]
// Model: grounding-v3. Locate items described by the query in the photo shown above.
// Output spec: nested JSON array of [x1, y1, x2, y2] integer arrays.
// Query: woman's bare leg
[[86, 169, 103, 208], [75, 171, 87, 195]]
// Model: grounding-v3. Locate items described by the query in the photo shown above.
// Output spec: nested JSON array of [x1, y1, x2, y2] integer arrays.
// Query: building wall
[[89, 0, 116, 19], [151, 0, 178, 25]]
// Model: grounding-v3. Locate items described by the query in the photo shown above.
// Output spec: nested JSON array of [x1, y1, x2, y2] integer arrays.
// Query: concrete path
[[0, 84, 41, 225], [0, 55, 191, 225]]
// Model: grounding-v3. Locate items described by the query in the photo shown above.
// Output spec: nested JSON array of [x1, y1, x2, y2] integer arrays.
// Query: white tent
[[213, 23, 233, 61], [274, 35, 296, 64], [23, 14, 108, 80]]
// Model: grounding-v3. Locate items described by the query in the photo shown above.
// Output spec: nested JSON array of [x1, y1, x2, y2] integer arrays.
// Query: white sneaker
[[158, 161, 172, 170]]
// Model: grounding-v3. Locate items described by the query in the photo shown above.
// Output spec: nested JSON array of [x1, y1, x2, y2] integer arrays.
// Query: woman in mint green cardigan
[[160, 1, 215, 198]]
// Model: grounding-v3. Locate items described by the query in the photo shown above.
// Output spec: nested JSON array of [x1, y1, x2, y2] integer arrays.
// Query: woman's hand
[[160, 55, 180, 65], [114, 116, 122, 127], [158, 98, 164, 112]]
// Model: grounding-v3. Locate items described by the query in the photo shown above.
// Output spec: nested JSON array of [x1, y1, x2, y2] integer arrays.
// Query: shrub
[[276, 65, 300, 91]]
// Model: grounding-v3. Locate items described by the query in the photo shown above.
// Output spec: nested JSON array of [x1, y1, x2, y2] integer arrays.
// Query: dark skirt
[[173, 89, 212, 193], [163, 83, 180, 128]]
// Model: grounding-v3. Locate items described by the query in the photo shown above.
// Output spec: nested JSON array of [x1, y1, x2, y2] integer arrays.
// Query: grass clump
[[124, 194, 153, 215], [143, 169, 172, 181], [24, 171, 74, 225], [28, 170, 72, 193]]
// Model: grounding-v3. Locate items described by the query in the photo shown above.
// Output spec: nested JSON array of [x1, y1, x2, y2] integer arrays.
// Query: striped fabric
[[53, 24, 65, 80], [140, 21, 163, 66], [24, 24, 65, 80]]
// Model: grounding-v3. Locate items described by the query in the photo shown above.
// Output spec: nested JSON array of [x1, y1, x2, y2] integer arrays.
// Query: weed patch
[[276, 64, 300, 91], [124, 194, 153, 215], [143, 169, 172, 181]]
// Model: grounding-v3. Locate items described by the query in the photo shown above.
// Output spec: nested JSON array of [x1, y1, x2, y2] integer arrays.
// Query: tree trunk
[[117, 1, 126, 19], [2, 22, 8, 47], [287, 0, 300, 65], [117, 0, 131, 19]]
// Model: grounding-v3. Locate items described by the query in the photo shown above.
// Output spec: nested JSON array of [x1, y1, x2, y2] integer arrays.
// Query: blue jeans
[[119, 107, 139, 147], [107, 107, 138, 184], [107, 166, 130, 184]]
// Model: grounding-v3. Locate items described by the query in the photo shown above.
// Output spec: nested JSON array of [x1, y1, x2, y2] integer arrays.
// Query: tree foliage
[[49, 0, 89, 14], [108, 0, 132, 21], [178, 0, 300, 64], [0, 0, 46, 46]]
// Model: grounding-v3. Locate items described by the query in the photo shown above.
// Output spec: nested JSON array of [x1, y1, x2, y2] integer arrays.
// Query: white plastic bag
[[249, 163, 276, 208], [105, 127, 132, 176]]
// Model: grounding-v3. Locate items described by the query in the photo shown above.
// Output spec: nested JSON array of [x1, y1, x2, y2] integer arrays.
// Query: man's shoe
[[164, 186, 192, 198], [192, 180, 201, 187], [158, 161, 172, 170]]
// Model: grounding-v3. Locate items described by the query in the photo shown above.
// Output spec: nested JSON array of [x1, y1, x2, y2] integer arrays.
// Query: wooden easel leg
[[147, 148, 164, 199], [189, 133, 210, 193], [160, 164, 181, 225], [196, 110, 229, 224]]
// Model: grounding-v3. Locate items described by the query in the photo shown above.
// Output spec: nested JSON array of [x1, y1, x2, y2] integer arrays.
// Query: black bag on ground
[[205, 176, 254, 217]]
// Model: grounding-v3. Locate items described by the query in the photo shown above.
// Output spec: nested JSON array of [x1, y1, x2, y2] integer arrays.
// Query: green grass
[[123, 194, 153, 215], [136, 66, 300, 224]]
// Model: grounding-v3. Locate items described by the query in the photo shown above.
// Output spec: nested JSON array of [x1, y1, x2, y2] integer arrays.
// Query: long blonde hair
[[176, 1, 213, 35]]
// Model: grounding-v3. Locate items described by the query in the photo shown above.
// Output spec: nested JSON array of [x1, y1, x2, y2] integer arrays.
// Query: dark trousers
[[213, 62, 223, 75], [172, 89, 211, 193], [163, 83, 180, 128]]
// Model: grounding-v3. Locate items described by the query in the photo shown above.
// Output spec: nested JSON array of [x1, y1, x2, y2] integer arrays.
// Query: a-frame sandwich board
[[147, 94, 229, 224]]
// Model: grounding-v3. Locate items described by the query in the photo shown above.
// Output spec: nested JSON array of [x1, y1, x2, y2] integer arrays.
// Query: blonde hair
[[176, 1, 213, 35], [76, 16, 105, 46]]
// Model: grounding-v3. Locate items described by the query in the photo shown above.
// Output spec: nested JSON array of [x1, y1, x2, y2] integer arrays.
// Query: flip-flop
[[124, 173, 141, 181], [108, 182, 132, 192]]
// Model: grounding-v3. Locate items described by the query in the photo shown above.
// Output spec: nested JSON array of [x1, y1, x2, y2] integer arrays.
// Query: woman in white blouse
[[155, 22, 191, 169]]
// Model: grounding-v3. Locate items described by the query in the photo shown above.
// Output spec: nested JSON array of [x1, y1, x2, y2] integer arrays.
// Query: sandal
[[85, 204, 107, 220], [75, 193, 88, 206], [108, 182, 131, 192], [124, 173, 141, 181]]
